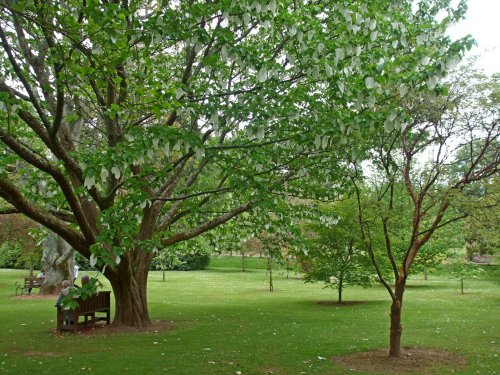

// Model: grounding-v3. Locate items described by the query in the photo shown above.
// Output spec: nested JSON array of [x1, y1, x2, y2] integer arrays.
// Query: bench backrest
[[24, 277, 44, 287], [73, 291, 111, 313]]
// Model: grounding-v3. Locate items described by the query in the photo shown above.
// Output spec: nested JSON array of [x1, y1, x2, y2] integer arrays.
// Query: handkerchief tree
[[0, 0, 468, 327]]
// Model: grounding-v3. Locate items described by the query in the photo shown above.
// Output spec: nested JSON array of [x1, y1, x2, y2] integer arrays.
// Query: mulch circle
[[332, 347, 467, 374], [52, 320, 174, 336]]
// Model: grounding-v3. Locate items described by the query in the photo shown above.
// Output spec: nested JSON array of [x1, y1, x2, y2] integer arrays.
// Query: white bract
[[365, 76, 375, 89]]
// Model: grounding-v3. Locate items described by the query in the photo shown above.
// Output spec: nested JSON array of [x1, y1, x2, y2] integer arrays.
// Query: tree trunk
[[268, 257, 273, 292], [108, 264, 151, 327], [461, 277, 464, 295], [389, 280, 405, 357], [338, 276, 343, 304], [423, 268, 428, 280], [242, 251, 245, 272], [40, 233, 75, 295]]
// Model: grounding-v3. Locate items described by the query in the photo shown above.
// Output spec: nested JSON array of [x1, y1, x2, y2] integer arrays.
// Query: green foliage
[[0, 242, 22, 269], [74, 252, 97, 272], [0, 0, 478, 323], [300, 199, 375, 301], [151, 248, 210, 271], [0, 241, 41, 269]]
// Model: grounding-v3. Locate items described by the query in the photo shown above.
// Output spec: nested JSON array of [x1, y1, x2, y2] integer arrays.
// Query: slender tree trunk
[[242, 251, 245, 272], [423, 268, 428, 280], [389, 280, 405, 357], [338, 276, 343, 304], [268, 257, 273, 292], [461, 277, 464, 295], [162, 270, 165, 282]]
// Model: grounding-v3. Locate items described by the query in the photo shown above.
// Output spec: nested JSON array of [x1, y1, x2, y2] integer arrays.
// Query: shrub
[[151, 248, 210, 271], [0, 241, 41, 269]]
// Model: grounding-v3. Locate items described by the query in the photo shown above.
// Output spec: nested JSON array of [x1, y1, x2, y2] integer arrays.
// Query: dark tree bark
[[389, 279, 405, 357], [338, 274, 344, 304], [105, 251, 153, 327]]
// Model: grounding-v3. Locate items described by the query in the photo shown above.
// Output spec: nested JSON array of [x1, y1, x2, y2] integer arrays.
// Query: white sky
[[447, 0, 500, 75]]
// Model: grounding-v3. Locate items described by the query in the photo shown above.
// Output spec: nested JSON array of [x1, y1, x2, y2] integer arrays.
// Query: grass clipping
[[332, 347, 467, 374]]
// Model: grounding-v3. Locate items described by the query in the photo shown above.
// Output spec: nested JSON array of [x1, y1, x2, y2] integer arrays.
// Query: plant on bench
[[15, 277, 44, 296], [57, 291, 111, 332]]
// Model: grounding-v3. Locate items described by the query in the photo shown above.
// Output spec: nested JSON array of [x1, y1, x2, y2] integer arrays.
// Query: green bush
[[151, 248, 210, 271], [0, 241, 41, 269]]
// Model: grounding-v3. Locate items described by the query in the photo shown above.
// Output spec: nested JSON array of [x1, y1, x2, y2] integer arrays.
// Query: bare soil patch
[[332, 347, 467, 374], [317, 300, 366, 307], [51, 319, 174, 336]]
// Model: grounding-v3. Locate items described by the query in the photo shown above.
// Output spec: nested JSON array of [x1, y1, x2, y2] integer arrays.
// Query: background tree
[[301, 199, 374, 303], [39, 232, 76, 294], [463, 178, 499, 262], [0, 211, 41, 272], [449, 257, 484, 294], [412, 220, 463, 279], [239, 237, 263, 272]]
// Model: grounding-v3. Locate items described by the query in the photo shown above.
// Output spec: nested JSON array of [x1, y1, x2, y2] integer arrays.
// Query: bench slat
[[57, 291, 111, 332]]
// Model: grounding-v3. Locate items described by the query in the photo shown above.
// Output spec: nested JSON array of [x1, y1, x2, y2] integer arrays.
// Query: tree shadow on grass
[[207, 268, 260, 274], [317, 300, 366, 307], [286, 299, 386, 309]]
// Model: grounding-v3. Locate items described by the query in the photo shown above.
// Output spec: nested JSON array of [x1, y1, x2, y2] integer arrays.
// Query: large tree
[[0, 0, 469, 326]]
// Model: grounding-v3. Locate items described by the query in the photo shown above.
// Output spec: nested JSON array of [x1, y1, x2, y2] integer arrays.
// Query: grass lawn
[[0, 260, 498, 374]]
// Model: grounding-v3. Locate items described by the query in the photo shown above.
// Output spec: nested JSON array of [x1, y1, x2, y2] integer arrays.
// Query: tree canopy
[[0, 0, 474, 326]]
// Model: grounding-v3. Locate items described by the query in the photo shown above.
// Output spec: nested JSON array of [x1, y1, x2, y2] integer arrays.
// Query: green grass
[[0, 263, 498, 375], [209, 255, 270, 270]]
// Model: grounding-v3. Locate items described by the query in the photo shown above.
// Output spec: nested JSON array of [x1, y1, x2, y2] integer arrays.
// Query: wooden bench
[[15, 277, 44, 296], [56, 291, 111, 333]]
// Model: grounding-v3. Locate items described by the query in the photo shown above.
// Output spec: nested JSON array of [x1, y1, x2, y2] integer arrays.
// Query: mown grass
[[209, 254, 270, 270], [0, 259, 498, 375]]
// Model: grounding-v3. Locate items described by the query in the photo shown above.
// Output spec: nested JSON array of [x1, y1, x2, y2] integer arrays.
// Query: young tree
[[0, 0, 469, 326], [350, 67, 499, 357], [449, 257, 484, 295], [301, 199, 374, 303]]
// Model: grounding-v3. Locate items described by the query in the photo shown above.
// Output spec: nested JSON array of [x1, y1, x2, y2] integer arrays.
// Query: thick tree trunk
[[40, 233, 75, 295], [105, 243, 155, 328], [108, 264, 151, 327], [389, 280, 405, 357]]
